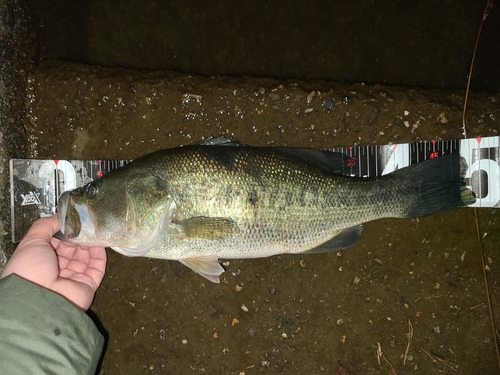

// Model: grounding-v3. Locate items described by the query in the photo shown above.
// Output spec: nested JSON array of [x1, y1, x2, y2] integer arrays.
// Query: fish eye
[[86, 183, 99, 198]]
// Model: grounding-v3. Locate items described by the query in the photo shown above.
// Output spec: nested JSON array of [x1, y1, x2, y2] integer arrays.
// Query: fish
[[56, 137, 475, 283]]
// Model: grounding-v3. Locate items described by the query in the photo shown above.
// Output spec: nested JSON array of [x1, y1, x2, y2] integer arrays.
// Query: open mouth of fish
[[55, 191, 96, 242]]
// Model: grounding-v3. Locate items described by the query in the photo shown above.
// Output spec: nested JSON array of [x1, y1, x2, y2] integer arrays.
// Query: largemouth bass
[[57, 138, 474, 282]]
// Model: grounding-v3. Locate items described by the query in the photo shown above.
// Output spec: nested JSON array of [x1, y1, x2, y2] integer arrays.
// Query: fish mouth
[[57, 192, 74, 240], [57, 191, 95, 242]]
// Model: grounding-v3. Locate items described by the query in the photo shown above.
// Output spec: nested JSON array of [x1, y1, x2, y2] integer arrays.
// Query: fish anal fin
[[179, 256, 225, 283], [304, 225, 363, 254], [181, 217, 237, 240]]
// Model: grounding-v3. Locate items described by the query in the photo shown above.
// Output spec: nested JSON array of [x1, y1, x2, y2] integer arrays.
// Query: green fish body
[[57, 138, 474, 282]]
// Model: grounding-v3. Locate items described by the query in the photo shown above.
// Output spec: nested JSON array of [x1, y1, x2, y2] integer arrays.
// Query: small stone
[[322, 98, 335, 111], [342, 96, 352, 105], [306, 91, 316, 103]]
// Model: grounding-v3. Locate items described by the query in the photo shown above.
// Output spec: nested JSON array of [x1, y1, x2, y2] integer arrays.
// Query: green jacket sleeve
[[0, 274, 105, 375]]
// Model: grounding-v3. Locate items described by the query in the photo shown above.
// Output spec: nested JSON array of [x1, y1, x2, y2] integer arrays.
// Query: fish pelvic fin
[[179, 256, 225, 283], [304, 225, 363, 254]]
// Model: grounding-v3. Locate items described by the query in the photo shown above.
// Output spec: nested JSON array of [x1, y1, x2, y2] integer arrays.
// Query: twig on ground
[[403, 319, 413, 365], [461, 1, 499, 371], [420, 348, 459, 372]]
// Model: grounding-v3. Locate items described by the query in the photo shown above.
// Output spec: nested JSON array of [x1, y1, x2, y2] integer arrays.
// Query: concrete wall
[[0, 0, 38, 266]]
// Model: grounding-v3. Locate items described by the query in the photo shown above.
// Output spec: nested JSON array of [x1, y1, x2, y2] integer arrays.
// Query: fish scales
[[144, 146, 434, 259], [56, 138, 474, 282]]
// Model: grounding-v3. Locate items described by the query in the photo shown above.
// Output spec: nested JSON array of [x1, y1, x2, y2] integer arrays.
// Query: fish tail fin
[[387, 153, 475, 218]]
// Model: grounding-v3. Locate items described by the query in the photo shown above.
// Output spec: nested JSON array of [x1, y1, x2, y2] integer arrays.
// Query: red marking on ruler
[[475, 138, 483, 144], [391, 144, 398, 150], [98, 160, 103, 178], [54, 160, 59, 166]]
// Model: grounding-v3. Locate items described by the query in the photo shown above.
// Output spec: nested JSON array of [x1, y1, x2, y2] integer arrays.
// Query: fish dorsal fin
[[179, 256, 225, 283], [276, 148, 352, 175], [304, 225, 363, 253], [180, 216, 238, 239], [198, 136, 241, 146]]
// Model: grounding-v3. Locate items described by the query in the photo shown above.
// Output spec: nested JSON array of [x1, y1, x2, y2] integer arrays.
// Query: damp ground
[[21, 63, 500, 374]]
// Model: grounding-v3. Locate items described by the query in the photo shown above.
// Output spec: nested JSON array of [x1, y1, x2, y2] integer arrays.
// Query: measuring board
[[10, 136, 500, 243]]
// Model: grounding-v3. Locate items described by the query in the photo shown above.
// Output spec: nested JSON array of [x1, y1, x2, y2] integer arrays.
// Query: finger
[[20, 216, 60, 247], [52, 239, 78, 270], [86, 247, 107, 288], [58, 246, 106, 290], [62, 246, 92, 274]]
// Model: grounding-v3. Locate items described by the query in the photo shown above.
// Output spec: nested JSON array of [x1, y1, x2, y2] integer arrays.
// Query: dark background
[[35, 0, 500, 92]]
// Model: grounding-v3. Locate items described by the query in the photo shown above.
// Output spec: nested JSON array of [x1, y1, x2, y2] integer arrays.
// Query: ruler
[[10, 136, 500, 242]]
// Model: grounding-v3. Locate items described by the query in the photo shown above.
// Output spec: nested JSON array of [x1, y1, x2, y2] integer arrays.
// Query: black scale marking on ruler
[[10, 137, 500, 242]]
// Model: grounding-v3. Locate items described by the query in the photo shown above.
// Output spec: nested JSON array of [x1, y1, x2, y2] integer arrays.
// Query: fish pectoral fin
[[180, 216, 237, 240], [179, 256, 225, 283], [304, 225, 363, 253]]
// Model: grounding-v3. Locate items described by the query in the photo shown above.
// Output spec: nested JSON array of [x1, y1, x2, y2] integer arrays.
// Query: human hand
[[1, 216, 107, 310]]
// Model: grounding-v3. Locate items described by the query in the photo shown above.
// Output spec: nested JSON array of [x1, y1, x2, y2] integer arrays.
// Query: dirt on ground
[[21, 62, 500, 374]]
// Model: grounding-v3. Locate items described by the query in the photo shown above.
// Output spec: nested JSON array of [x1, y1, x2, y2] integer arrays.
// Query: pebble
[[306, 91, 316, 103], [322, 98, 335, 111]]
